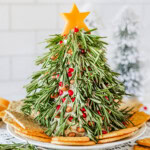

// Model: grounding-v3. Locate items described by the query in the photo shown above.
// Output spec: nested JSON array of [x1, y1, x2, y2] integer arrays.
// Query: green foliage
[[21, 28, 130, 142], [0, 143, 37, 150]]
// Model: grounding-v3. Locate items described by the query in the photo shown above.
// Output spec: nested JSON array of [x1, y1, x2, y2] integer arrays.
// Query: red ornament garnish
[[74, 27, 79, 33], [71, 97, 75, 102], [144, 106, 148, 110], [105, 96, 109, 100], [56, 105, 61, 110], [57, 74, 59, 78], [68, 72, 72, 77], [64, 34, 67, 39], [105, 83, 109, 87], [59, 90, 63, 96], [97, 110, 101, 116], [102, 130, 107, 134], [68, 68, 74, 73], [59, 41, 63, 44], [62, 98, 66, 103], [68, 116, 73, 122], [68, 90, 74, 96], [122, 121, 126, 125], [81, 49, 85, 54], [80, 107, 86, 112], [82, 112, 87, 118], [59, 82, 63, 86]]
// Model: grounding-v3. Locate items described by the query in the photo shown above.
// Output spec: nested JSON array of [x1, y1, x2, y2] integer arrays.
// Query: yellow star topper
[[60, 3, 90, 35]]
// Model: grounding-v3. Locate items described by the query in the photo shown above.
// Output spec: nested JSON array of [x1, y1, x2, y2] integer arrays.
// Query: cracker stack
[[1, 100, 150, 146], [3, 101, 51, 143]]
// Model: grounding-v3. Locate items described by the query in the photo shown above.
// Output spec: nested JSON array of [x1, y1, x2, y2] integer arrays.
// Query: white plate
[[7, 124, 146, 150]]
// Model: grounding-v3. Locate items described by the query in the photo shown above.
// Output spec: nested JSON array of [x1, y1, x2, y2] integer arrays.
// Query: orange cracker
[[15, 128, 50, 139], [134, 145, 150, 150], [136, 123, 145, 129], [0, 97, 9, 108], [97, 126, 138, 139], [52, 136, 90, 142], [51, 140, 95, 146], [136, 138, 150, 147], [127, 111, 150, 127], [15, 130, 51, 143], [98, 132, 133, 144], [0, 105, 7, 112]]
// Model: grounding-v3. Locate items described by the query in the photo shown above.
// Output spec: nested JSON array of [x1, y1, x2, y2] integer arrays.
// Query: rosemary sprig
[[0, 143, 38, 150]]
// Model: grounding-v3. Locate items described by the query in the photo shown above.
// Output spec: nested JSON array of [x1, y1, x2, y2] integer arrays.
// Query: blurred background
[[0, 0, 149, 105]]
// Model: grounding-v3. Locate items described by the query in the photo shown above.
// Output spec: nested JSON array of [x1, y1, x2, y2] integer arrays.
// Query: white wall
[[0, 0, 149, 102]]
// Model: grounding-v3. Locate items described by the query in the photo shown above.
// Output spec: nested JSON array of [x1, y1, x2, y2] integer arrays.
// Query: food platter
[[7, 124, 146, 150]]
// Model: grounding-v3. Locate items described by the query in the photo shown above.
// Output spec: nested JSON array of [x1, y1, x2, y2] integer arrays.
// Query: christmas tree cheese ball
[[22, 4, 130, 142]]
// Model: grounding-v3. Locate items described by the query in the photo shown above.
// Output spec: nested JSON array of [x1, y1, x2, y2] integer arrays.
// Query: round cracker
[[52, 136, 90, 142], [97, 126, 138, 139], [15, 130, 51, 143], [136, 138, 150, 147], [98, 132, 133, 144], [51, 140, 95, 146]]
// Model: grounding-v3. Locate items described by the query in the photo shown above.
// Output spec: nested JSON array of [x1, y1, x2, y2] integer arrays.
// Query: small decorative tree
[[22, 4, 130, 142], [113, 7, 141, 97]]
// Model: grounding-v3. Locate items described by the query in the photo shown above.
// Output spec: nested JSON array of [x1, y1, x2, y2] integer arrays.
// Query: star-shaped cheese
[[60, 3, 90, 35]]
